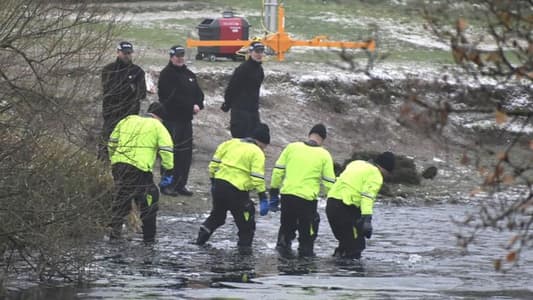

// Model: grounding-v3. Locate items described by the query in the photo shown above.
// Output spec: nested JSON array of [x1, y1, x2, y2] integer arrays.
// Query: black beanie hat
[[375, 151, 395, 173], [309, 123, 327, 140], [252, 123, 270, 144], [147, 102, 166, 119]]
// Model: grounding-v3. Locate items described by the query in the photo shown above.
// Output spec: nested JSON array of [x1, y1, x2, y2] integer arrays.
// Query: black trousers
[[326, 198, 366, 258], [164, 120, 193, 189], [201, 179, 256, 247], [111, 163, 159, 242], [230, 109, 260, 138], [277, 194, 319, 255], [97, 117, 119, 161]]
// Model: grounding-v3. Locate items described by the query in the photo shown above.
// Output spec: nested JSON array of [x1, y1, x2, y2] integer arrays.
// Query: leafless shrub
[[1, 0, 119, 289], [335, 0, 532, 270], [420, 0, 532, 271]]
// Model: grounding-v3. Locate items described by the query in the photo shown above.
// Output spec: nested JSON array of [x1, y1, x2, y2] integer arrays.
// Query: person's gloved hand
[[259, 198, 269, 216], [359, 215, 373, 239], [220, 102, 230, 112], [159, 175, 173, 188], [269, 195, 279, 212], [269, 188, 280, 212]]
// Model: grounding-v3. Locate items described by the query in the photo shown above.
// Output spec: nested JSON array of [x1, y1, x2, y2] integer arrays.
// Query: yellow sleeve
[[250, 147, 266, 193], [107, 120, 121, 159], [157, 122, 174, 171], [359, 171, 382, 215], [321, 152, 336, 193], [209, 140, 226, 178], [270, 146, 289, 189]]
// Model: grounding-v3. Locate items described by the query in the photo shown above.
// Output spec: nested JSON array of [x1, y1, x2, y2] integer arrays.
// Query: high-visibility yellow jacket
[[209, 138, 266, 193], [108, 115, 174, 172], [271, 141, 336, 201], [327, 160, 383, 215]]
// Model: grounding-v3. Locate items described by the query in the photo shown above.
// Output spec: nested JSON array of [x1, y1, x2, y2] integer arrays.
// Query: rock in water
[[421, 166, 438, 179]]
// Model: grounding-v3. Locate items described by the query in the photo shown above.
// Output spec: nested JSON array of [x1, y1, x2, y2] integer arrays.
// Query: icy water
[[8, 202, 533, 300]]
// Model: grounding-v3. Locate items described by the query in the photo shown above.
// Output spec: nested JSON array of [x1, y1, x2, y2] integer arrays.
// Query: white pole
[[264, 0, 278, 32]]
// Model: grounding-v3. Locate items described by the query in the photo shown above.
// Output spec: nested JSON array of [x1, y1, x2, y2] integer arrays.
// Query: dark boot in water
[[342, 250, 361, 260], [195, 226, 211, 245], [298, 241, 315, 257], [276, 233, 294, 257]]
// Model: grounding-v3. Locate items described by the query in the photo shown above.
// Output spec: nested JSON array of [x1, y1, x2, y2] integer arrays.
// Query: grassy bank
[[113, 0, 452, 65]]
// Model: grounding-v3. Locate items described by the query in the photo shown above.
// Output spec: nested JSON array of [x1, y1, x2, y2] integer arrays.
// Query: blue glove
[[159, 175, 173, 188], [259, 198, 269, 216], [269, 195, 279, 212]]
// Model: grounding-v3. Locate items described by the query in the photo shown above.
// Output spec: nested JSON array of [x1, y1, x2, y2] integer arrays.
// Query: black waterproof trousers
[[164, 120, 193, 189], [199, 179, 256, 247], [230, 109, 260, 138], [97, 118, 119, 161], [325, 198, 366, 259], [111, 163, 159, 242], [276, 194, 319, 256]]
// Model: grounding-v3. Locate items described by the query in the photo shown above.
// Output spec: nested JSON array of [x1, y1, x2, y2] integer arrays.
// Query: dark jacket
[[158, 63, 204, 122], [224, 58, 264, 112], [102, 58, 146, 122]]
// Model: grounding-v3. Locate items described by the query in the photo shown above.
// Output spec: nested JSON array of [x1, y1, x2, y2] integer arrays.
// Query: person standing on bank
[[195, 123, 271, 250], [268, 124, 336, 257], [220, 41, 265, 138], [158, 45, 204, 196], [108, 102, 173, 243], [99, 41, 147, 161], [326, 151, 395, 259]]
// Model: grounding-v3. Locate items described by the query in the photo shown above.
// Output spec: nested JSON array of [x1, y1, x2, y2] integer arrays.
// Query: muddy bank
[[140, 63, 532, 214]]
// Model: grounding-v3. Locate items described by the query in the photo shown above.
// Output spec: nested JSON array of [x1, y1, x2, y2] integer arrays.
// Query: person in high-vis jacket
[[108, 102, 173, 243], [195, 123, 270, 250], [268, 124, 336, 257], [326, 151, 395, 259]]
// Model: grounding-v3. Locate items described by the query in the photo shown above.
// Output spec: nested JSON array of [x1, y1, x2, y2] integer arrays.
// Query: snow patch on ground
[[122, 10, 260, 23], [462, 119, 533, 134], [393, 32, 449, 50], [309, 12, 448, 50], [505, 93, 533, 110]]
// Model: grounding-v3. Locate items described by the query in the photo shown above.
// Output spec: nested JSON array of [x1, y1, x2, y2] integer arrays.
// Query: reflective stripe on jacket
[[326, 160, 383, 215], [271, 141, 336, 201], [209, 138, 266, 193], [108, 115, 174, 172]]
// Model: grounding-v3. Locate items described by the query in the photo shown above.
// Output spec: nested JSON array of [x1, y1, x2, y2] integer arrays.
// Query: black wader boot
[[195, 226, 211, 245], [298, 241, 315, 257], [276, 231, 294, 257]]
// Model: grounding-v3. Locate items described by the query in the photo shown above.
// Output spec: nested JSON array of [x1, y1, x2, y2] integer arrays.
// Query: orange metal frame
[[187, 4, 375, 61]]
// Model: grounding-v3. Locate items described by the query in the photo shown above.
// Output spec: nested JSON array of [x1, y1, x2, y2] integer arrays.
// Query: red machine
[[188, 5, 376, 62], [195, 11, 250, 61]]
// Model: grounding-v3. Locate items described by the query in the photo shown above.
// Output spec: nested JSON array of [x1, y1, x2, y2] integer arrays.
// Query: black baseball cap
[[117, 41, 134, 53], [169, 45, 185, 57], [249, 42, 265, 52]]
